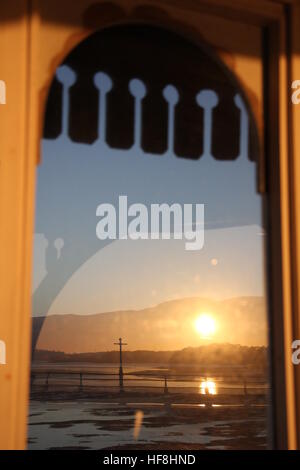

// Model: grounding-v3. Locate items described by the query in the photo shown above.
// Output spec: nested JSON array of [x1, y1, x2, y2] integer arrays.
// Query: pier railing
[[30, 367, 268, 399]]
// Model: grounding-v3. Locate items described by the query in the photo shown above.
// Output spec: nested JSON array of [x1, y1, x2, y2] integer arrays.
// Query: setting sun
[[195, 314, 216, 338]]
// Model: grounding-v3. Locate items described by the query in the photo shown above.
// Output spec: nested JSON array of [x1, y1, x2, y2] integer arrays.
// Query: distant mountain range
[[33, 296, 267, 353], [33, 343, 267, 371]]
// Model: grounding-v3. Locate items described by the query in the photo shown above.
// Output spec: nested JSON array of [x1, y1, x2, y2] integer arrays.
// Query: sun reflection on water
[[199, 379, 217, 395]]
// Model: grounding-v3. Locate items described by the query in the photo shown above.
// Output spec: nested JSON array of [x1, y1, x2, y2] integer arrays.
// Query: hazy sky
[[31, 60, 266, 324], [34, 224, 264, 315], [33, 129, 265, 316]]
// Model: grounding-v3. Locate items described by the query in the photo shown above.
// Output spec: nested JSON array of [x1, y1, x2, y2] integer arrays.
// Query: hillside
[[33, 296, 267, 353], [33, 343, 267, 369]]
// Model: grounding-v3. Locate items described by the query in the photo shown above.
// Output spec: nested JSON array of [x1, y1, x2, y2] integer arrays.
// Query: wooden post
[[114, 338, 127, 393], [164, 376, 168, 395], [244, 379, 248, 397], [45, 373, 50, 391]]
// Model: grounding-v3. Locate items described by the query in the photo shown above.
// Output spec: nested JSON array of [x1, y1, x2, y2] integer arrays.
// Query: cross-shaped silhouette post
[[114, 337, 127, 392]]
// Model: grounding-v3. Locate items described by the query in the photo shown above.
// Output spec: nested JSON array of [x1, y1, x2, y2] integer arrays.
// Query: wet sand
[[28, 391, 267, 450]]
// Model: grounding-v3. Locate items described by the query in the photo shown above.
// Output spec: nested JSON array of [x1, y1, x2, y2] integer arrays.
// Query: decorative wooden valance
[[44, 24, 257, 161]]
